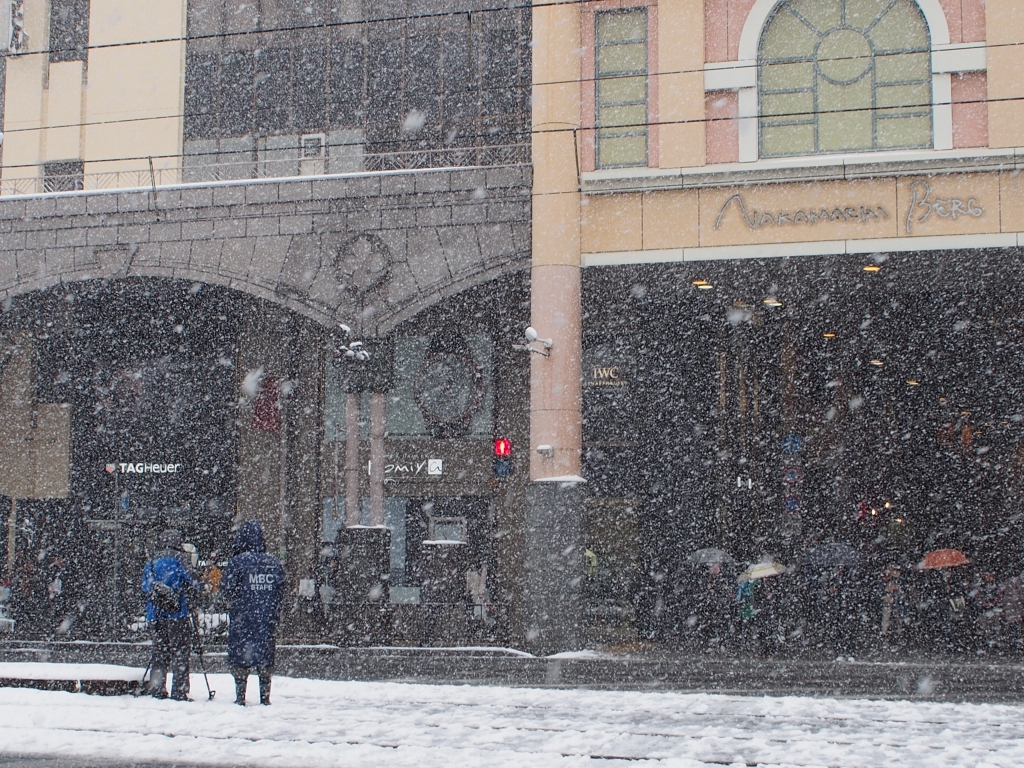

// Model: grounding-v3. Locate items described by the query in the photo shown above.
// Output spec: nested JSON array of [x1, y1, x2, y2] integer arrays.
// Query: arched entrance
[[0, 277, 326, 639]]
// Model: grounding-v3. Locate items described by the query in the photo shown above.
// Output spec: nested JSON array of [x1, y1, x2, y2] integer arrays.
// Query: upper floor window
[[759, 0, 932, 158], [596, 9, 648, 168]]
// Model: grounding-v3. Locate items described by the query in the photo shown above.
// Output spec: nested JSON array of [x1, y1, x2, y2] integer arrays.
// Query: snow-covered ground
[[1, 667, 1022, 767]]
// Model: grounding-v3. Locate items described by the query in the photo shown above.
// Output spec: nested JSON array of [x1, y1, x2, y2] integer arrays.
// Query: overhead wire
[[0, 1, 1016, 173]]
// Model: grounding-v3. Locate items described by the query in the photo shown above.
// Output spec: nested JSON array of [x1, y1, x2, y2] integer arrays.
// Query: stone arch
[[0, 168, 531, 335]]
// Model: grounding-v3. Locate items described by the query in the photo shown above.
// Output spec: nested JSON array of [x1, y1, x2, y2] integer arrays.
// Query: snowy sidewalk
[[1, 672, 1023, 767]]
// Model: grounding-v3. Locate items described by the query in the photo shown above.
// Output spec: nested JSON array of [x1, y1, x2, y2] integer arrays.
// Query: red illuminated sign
[[494, 439, 512, 457]]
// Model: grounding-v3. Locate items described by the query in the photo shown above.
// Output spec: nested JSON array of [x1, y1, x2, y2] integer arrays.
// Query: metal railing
[[0, 143, 531, 197]]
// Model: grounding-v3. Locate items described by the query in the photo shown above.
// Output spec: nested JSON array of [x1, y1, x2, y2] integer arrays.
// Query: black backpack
[[146, 563, 183, 616]]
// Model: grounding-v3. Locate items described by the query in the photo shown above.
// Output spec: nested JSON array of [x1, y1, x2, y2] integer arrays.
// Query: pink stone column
[[529, 264, 582, 479]]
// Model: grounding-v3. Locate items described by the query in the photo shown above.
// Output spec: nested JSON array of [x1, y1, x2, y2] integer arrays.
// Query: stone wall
[[0, 165, 531, 333]]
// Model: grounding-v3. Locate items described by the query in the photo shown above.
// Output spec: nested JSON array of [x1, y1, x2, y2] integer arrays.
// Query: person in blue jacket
[[141, 529, 199, 701], [222, 519, 285, 706]]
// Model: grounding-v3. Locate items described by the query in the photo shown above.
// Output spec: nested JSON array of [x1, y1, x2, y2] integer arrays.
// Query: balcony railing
[[0, 142, 531, 197]]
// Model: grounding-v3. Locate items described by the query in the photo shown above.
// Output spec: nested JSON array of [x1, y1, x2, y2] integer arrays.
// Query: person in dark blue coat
[[141, 529, 199, 701], [222, 519, 285, 706]]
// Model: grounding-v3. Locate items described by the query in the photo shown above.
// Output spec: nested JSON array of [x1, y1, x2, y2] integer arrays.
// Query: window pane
[[595, 10, 647, 168], [598, 11, 646, 44], [845, 0, 898, 31], [818, 110, 872, 152], [816, 77, 871, 114], [870, 0, 929, 53], [875, 51, 930, 84], [761, 61, 814, 92], [598, 133, 647, 167], [762, 123, 815, 157], [876, 114, 931, 148], [598, 104, 646, 129], [876, 82, 930, 110], [761, 9, 820, 60], [785, 0, 842, 36], [598, 43, 647, 75], [762, 91, 814, 118], [599, 75, 646, 105]]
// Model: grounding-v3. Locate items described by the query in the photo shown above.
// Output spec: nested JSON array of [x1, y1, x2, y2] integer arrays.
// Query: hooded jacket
[[142, 544, 199, 622], [222, 520, 286, 668]]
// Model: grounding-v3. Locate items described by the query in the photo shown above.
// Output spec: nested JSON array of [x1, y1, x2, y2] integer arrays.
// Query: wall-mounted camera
[[512, 326, 553, 357]]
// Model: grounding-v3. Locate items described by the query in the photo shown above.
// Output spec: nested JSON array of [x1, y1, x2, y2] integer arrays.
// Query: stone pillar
[[369, 392, 386, 527], [531, 0, 583, 481], [344, 393, 361, 526], [523, 479, 586, 654], [522, 0, 587, 654]]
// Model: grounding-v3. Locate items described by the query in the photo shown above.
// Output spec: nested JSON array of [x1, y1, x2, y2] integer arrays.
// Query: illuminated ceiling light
[[763, 297, 783, 307], [906, 379, 920, 386], [869, 359, 885, 366], [823, 332, 837, 338], [896, 517, 904, 524], [697, 284, 714, 290], [939, 397, 947, 402], [863, 265, 881, 272], [961, 411, 971, 416], [884, 501, 892, 509], [692, 279, 709, 286]]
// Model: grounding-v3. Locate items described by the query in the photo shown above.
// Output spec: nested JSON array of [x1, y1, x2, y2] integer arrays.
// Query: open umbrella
[[919, 548, 970, 570], [686, 548, 735, 566], [737, 562, 787, 583], [802, 542, 862, 568]]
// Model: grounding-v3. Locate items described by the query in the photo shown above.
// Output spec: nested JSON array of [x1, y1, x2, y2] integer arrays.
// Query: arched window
[[759, 0, 932, 158]]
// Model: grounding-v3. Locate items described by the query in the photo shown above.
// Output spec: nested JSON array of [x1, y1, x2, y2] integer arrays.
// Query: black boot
[[258, 669, 272, 706], [232, 669, 247, 706]]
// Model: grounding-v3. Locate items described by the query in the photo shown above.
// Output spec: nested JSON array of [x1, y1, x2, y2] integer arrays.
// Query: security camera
[[523, 327, 553, 349], [513, 326, 553, 357], [536, 444, 554, 458]]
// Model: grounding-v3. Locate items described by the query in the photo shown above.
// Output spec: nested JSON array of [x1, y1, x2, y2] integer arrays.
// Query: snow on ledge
[[534, 475, 587, 483], [0, 662, 144, 681], [545, 650, 610, 660]]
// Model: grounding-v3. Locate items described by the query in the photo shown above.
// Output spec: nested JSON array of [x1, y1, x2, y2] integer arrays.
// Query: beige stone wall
[[987, 0, 1024, 148], [85, 0, 187, 176], [580, 172, 1023, 252], [1, 0, 186, 186], [657, 0, 705, 168]]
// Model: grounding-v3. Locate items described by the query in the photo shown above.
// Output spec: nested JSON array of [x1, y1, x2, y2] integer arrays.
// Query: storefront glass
[[583, 249, 1024, 657]]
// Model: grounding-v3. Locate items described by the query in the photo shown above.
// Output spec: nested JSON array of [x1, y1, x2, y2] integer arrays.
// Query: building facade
[[1, 0, 1022, 659], [0, 0, 544, 648], [534, 0, 1024, 651]]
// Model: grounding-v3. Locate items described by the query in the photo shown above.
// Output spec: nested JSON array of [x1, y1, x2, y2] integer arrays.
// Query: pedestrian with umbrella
[[800, 543, 863, 656], [736, 560, 787, 658], [917, 548, 971, 654], [685, 549, 736, 651], [222, 520, 286, 706]]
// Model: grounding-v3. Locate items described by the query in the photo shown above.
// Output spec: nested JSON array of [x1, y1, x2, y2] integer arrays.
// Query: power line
[[0, 89, 1014, 175]]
